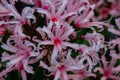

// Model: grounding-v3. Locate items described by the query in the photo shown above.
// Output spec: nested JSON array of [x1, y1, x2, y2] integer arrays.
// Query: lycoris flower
[[0, 0, 120, 80]]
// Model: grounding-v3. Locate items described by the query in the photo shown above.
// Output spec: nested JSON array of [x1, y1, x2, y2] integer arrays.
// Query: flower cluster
[[0, 0, 120, 80]]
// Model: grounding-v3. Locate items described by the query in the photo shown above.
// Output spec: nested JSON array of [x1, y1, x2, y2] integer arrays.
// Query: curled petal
[[29, 50, 47, 64], [22, 59, 34, 74], [40, 61, 55, 71], [22, 7, 36, 22], [37, 8, 51, 18], [41, 27, 54, 39], [93, 67, 103, 74]]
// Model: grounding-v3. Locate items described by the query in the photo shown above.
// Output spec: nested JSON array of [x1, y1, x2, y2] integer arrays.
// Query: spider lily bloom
[[64, 0, 89, 24], [37, 0, 77, 29], [1, 0, 35, 21], [38, 25, 79, 64], [76, 50, 99, 72], [0, 36, 39, 80], [94, 55, 120, 80], [74, 3, 95, 28], [78, 35, 105, 65], [83, 28, 106, 52], [77, 31, 106, 72], [94, 0, 120, 20], [40, 50, 83, 80], [1, 0, 35, 37], [72, 2, 109, 30]]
